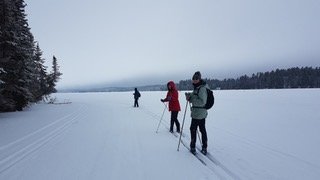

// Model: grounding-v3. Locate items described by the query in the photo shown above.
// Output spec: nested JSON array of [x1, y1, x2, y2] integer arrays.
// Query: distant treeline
[[0, 0, 62, 112], [177, 67, 320, 90]]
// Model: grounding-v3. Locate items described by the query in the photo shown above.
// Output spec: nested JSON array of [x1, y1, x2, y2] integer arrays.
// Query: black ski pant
[[190, 118, 207, 149], [170, 111, 180, 132], [134, 98, 139, 107]]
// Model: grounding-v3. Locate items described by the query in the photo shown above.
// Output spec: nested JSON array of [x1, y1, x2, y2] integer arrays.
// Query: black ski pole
[[156, 102, 167, 133], [177, 101, 189, 151]]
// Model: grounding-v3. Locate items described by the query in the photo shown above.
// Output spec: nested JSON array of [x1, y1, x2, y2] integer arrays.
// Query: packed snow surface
[[0, 89, 320, 180]]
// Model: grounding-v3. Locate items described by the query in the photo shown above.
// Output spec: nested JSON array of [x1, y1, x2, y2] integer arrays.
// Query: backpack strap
[[192, 85, 207, 109], [194, 85, 205, 96]]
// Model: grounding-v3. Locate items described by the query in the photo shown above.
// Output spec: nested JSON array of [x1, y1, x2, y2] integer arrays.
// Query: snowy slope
[[0, 89, 320, 180]]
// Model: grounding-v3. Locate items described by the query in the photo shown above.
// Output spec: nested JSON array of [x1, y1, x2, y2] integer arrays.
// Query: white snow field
[[0, 89, 320, 180]]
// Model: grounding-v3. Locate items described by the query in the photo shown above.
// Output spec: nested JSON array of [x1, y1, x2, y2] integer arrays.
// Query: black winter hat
[[192, 71, 201, 80]]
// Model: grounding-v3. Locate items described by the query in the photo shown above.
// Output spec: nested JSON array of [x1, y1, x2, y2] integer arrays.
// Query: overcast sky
[[25, 0, 320, 89]]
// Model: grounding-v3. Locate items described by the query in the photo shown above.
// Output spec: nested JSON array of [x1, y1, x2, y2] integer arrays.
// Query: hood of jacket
[[167, 81, 177, 91]]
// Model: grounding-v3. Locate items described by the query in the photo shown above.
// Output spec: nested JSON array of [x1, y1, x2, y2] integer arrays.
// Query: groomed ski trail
[[141, 106, 240, 180], [0, 104, 88, 174]]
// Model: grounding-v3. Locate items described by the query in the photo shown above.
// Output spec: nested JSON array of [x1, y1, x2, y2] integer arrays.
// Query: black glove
[[185, 92, 191, 101], [160, 99, 165, 102]]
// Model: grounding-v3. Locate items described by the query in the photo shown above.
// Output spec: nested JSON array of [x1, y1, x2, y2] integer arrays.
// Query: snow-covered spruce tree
[[31, 43, 49, 101], [0, 0, 35, 111], [0, 68, 9, 109], [1, 1, 11, 110], [1, 0, 23, 111], [47, 56, 62, 93]]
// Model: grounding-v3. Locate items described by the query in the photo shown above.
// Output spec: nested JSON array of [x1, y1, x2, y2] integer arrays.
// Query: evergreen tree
[[1, 0, 31, 111], [47, 56, 62, 93], [1, 0, 62, 112], [177, 67, 320, 91], [1, 0, 44, 111], [32, 43, 48, 101]]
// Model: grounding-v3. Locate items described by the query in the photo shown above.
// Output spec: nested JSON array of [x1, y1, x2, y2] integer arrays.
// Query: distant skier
[[161, 81, 181, 133], [185, 71, 209, 155], [133, 88, 141, 107]]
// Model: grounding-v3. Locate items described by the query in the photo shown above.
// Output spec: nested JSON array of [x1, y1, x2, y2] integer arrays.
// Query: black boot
[[190, 147, 196, 155], [177, 124, 180, 133], [201, 148, 207, 155]]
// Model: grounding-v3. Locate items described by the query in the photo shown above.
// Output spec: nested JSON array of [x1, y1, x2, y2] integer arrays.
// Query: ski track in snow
[[0, 104, 88, 174], [140, 106, 240, 180], [212, 126, 320, 170], [140, 105, 320, 180]]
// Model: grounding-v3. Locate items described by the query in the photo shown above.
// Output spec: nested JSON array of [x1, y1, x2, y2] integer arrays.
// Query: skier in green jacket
[[185, 71, 209, 155]]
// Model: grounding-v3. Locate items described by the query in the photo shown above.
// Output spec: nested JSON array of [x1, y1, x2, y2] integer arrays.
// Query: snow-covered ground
[[0, 89, 320, 180]]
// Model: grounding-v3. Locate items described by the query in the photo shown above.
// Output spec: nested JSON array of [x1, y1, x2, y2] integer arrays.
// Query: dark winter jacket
[[163, 81, 181, 112], [134, 88, 141, 99]]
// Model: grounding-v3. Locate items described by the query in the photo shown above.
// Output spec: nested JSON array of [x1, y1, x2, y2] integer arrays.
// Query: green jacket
[[189, 82, 209, 119]]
